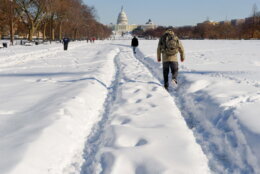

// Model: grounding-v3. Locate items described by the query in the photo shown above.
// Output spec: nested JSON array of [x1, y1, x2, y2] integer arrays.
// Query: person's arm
[[178, 40, 185, 62], [157, 39, 162, 62]]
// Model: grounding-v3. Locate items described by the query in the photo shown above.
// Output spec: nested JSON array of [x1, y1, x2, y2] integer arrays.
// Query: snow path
[[137, 40, 260, 174], [79, 44, 210, 174]]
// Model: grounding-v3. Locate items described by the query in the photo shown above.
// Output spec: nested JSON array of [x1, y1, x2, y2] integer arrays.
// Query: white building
[[142, 19, 157, 31], [109, 7, 157, 35]]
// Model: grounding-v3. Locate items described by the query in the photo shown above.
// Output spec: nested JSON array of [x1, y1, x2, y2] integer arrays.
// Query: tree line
[[134, 19, 260, 40], [133, 8, 260, 40], [0, 0, 112, 43]]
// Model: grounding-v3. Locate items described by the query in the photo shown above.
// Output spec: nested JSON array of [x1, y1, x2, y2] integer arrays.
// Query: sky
[[83, 0, 260, 27]]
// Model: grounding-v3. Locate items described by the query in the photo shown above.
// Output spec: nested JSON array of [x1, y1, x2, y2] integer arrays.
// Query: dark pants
[[163, 61, 178, 88], [133, 46, 137, 53], [64, 43, 68, 50]]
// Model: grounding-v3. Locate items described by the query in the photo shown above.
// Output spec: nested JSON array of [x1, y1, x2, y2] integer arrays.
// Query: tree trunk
[[74, 29, 78, 40], [252, 16, 256, 38], [43, 22, 47, 41], [9, 18, 14, 45], [59, 22, 62, 40], [28, 24, 35, 41], [51, 28, 55, 40], [50, 15, 55, 40], [9, 1, 14, 45]]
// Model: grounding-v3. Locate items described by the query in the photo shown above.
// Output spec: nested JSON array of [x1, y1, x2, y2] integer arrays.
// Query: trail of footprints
[[96, 50, 165, 173], [109, 85, 159, 150]]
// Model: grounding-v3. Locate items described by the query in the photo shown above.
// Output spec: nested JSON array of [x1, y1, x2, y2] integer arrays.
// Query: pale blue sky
[[84, 0, 260, 26]]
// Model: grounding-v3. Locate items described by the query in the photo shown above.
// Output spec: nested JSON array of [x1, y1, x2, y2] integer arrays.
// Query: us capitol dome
[[108, 6, 157, 35], [117, 7, 128, 25]]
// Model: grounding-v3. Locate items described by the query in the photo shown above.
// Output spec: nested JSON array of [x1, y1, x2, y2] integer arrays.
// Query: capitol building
[[108, 7, 157, 35]]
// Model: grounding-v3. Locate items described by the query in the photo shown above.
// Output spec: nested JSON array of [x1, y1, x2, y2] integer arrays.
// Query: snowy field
[[0, 40, 259, 174]]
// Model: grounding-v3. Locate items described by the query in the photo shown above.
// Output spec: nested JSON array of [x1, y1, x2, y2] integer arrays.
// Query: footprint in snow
[[134, 89, 141, 93], [100, 152, 115, 173], [135, 108, 148, 115], [149, 103, 157, 108], [121, 118, 131, 125], [146, 94, 152, 98], [111, 117, 131, 125], [135, 162, 165, 174], [135, 138, 148, 147], [135, 99, 142, 103], [152, 87, 158, 91]]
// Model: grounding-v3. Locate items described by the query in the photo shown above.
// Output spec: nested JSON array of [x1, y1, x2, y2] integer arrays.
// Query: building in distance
[[108, 7, 157, 35]]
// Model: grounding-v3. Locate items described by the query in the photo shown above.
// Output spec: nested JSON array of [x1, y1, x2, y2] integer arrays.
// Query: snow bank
[[0, 42, 120, 174]]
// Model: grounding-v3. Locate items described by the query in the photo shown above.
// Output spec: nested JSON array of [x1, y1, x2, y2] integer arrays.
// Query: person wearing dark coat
[[63, 37, 70, 50], [131, 36, 139, 54]]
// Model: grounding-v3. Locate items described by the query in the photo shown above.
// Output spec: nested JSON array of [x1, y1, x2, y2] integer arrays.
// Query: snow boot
[[172, 79, 177, 87]]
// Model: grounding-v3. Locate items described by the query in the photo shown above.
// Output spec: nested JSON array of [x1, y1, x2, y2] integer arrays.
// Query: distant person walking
[[157, 28, 185, 90], [91, 37, 96, 43], [63, 37, 70, 50], [131, 36, 139, 54]]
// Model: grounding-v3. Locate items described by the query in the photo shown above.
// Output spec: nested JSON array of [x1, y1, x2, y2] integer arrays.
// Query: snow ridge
[[80, 50, 122, 174], [175, 77, 259, 174]]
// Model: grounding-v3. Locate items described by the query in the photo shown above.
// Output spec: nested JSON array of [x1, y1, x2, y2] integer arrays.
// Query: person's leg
[[169, 61, 179, 83], [64, 43, 68, 50], [163, 62, 170, 89]]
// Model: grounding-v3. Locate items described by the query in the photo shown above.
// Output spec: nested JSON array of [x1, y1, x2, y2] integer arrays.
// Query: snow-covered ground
[[0, 39, 259, 174], [138, 40, 260, 174]]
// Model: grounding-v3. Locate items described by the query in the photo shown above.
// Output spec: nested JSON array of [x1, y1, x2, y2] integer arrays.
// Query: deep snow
[[0, 39, 260, 174], [138, 40, 260, 174], [0, 41, 119, 174]]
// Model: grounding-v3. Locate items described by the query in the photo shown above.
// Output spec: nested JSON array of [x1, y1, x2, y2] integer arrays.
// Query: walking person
[[63, 37, 70, 51], [157, 28, 185, 90], [91, 37, 96, 43], [131, 36, 139, 54]]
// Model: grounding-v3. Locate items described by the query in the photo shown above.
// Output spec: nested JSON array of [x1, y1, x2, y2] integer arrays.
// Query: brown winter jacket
[[157, 30, 185, 62]]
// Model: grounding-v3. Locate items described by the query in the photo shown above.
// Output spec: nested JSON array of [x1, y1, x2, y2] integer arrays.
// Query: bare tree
[[1, 0, 113, 41], [16, 0, 48, 40], [0, 0, 17, 44], [251, 3, 259, 38]]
